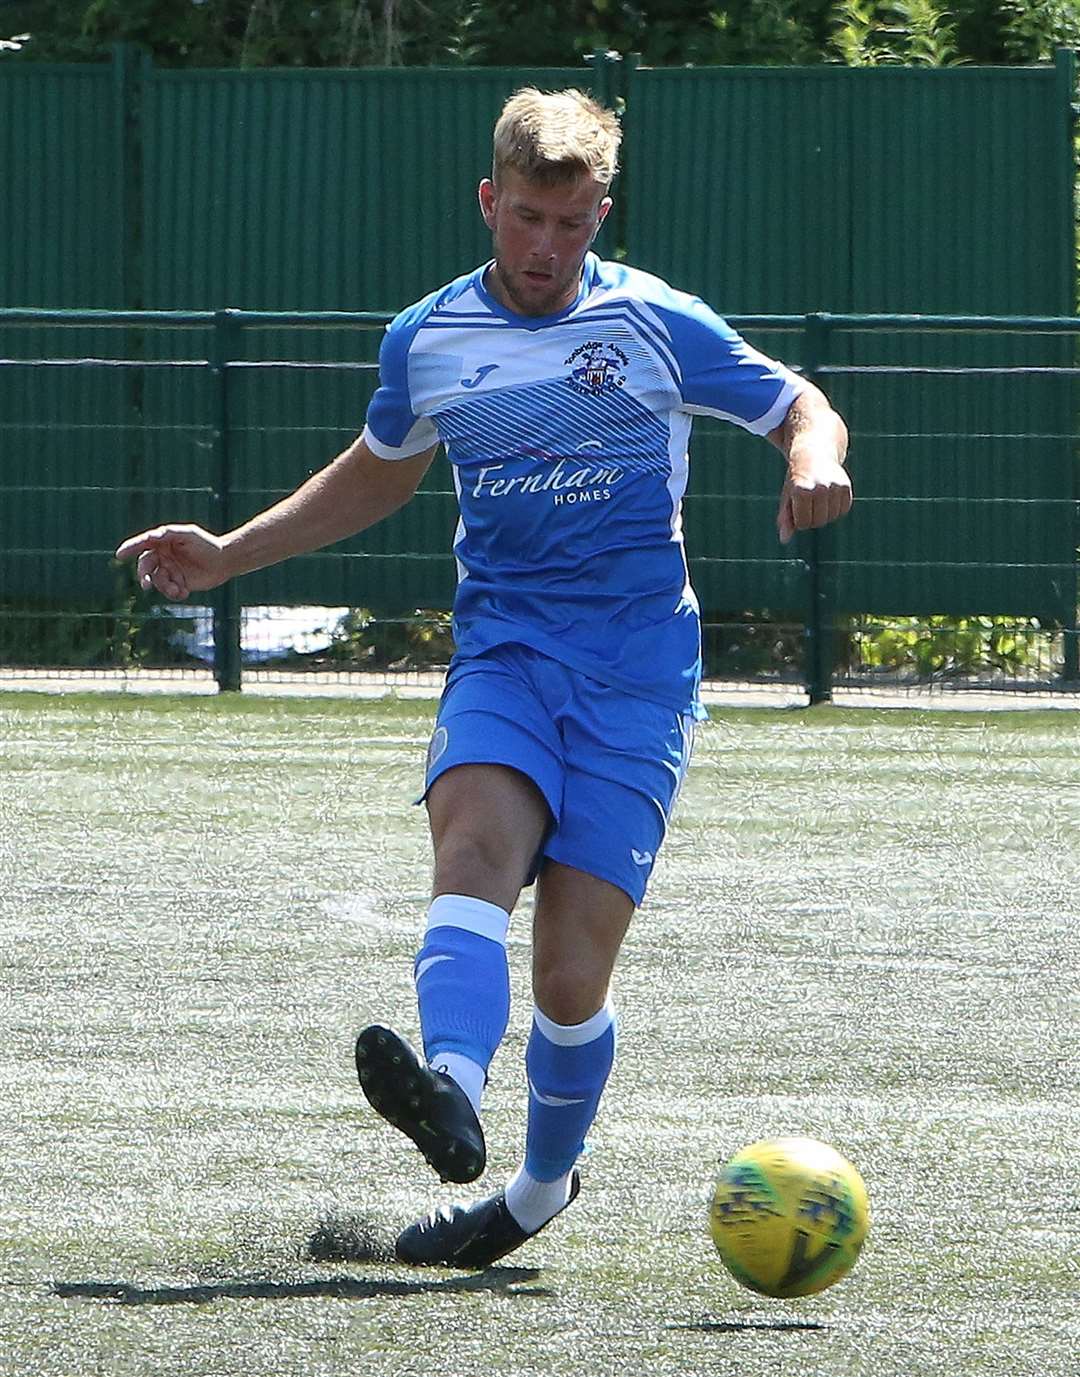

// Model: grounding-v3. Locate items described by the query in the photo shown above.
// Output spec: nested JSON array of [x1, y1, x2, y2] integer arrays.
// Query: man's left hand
[[777, 456, 852, 544], [769, 385, 852, 545]]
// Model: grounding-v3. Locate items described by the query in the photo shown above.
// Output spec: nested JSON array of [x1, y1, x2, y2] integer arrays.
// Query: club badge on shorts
[[426, 725, 449, 775]]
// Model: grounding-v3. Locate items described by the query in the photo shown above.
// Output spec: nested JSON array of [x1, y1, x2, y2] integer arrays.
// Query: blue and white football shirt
[[362, 253, 804, 714]]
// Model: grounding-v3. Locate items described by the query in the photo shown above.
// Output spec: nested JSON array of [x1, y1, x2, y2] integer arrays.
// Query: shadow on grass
[[670, 1319, 827, 1334], [53, 1266, 549, 1307]]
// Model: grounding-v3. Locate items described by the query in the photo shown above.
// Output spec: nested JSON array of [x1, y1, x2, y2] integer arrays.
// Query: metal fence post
[[210, 310, 242, 692], [112, 43, 147, 576], [586, 49, 625, 259], [587, 48, 620, 109], [1055, 48, 1080, 684], [612, 52, 638, 259], [111, 43, 147, 315], [802, 312, 834, 705]]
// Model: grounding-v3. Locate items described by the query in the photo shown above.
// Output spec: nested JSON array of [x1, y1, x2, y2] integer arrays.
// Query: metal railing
[[1, 308, 1077, 700]]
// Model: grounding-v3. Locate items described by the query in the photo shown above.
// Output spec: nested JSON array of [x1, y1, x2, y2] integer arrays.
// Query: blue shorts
[[422, 643, 695, 906]]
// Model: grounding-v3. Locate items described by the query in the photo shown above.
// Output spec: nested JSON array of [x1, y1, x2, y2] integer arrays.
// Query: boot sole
[[355, 1026, 485, 1184]]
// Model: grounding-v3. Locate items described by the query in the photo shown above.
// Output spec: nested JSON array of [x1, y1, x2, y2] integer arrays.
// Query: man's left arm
[[767, 382, 851, 545]]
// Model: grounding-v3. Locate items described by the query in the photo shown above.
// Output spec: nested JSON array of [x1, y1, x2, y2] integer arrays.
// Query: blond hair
[[493, 87, 621, 189]]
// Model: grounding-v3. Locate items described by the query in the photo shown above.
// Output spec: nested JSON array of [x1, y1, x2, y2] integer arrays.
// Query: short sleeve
[[362, 314, 439, 460], [659, 296, 806, 437]]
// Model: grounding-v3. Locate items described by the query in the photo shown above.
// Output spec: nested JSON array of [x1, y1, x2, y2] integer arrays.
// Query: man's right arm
[[114, 434, 438, 601]]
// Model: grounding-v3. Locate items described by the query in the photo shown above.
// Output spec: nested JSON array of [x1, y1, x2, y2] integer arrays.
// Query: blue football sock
[[414, 894, 511, 1103], [523, 999, 617, 1183]]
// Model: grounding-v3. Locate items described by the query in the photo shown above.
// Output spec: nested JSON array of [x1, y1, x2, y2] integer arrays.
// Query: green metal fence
[[1, 49, 1073, 317], [623, 58, 1076, 315], [1, 308, 1075, 700], [1, 53, 1076, 698]]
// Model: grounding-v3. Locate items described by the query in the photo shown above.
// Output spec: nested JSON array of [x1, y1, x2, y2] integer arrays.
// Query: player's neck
[[483, 262, 584, 320]]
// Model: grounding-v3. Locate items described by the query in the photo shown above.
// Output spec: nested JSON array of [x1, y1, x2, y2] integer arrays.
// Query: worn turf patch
[[306, 1213, 395, 1265]]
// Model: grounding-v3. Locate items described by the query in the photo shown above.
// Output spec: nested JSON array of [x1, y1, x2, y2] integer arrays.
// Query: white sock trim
[[428, 1051, 486, 1117], [425, 893, 510, 945], [532, 996, 615, 1047], [504, 1165, 575, 1234]]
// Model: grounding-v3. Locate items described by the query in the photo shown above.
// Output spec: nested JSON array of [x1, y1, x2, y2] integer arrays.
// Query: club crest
[[565, 340, 629, 397], [426, 725, 449, 773]]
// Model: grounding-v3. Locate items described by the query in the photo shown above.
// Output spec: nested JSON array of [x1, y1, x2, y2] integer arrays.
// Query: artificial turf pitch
[[1, 692, 1076, 1376]]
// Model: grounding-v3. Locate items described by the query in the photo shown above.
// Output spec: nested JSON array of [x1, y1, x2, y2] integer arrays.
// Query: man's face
[[478, 167, 611, 317]]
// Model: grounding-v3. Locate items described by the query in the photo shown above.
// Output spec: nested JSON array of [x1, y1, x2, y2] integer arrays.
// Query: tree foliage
[[830, 1, 962, 65], [1, 0, 1077, 68]]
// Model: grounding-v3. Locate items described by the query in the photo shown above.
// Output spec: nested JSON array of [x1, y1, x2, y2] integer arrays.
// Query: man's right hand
[[114, 524, 230, 601]]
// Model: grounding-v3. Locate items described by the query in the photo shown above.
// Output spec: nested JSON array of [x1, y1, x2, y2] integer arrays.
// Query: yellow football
[[709, 1136, 869, 1298]]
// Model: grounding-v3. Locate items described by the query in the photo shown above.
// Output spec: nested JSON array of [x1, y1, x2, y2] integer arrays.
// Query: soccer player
[[116, 87, 851, 1270]]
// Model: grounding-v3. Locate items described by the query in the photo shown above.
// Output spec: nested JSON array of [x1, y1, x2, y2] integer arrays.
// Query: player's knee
[[432, 826, 531, 902], [533, 959, 609, 1027]]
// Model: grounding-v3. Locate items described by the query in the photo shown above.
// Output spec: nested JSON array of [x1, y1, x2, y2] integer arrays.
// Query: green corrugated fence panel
[[141, 65, 589, 313], [626, 64, 1074, 624], [1, 58, 1075, 627], [0, 64, 130, 606], [0, 63, 124, 309], [845, 69, 1072, 315], [624, 64, 1071, 315], [624, 68, 855, 314], [818, 328, 1076, 622], [0, 333, 215, 604], [682, 325, 1076, 625], [837, 69, 1074, 624]]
